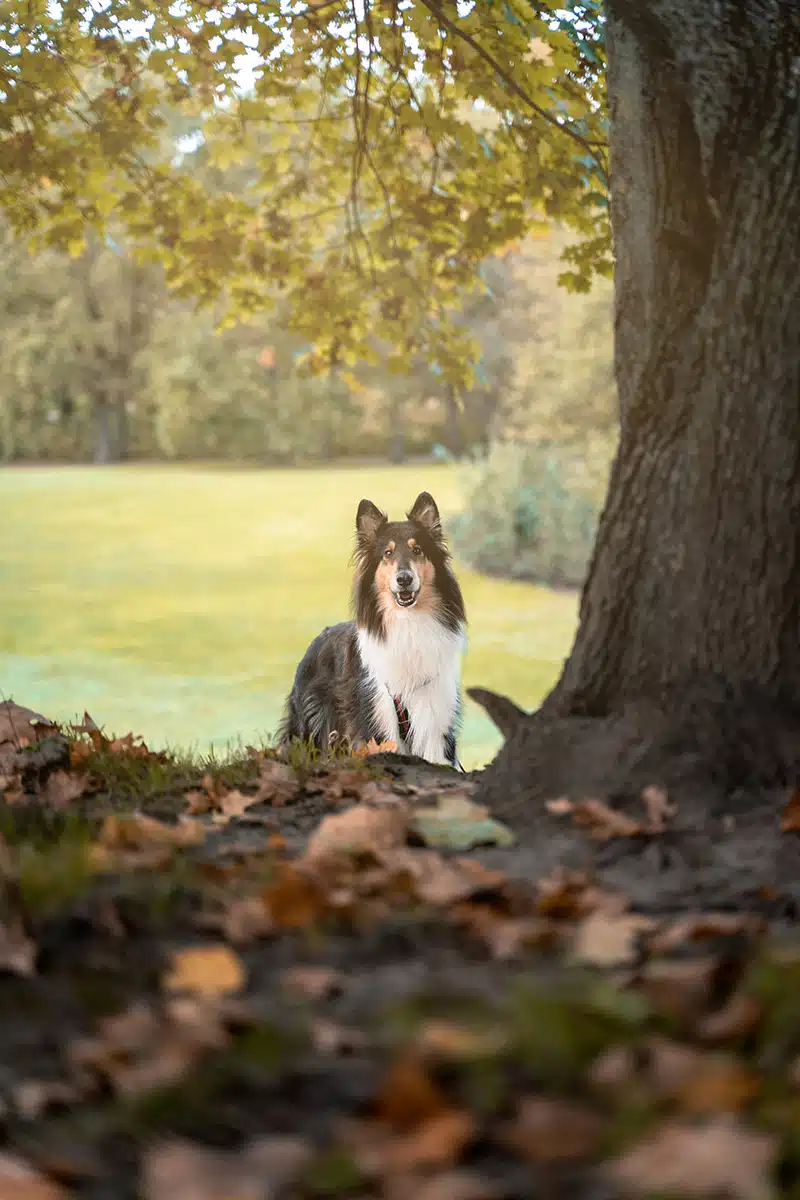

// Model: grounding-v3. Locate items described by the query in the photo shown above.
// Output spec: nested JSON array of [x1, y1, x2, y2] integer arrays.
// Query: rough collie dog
[[279, 492, 467, 768]]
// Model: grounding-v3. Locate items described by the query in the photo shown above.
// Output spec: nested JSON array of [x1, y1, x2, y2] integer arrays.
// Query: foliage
[[0, 222, 615, 463], [452, 438, 613, 588], [0, 0, 609, 385]]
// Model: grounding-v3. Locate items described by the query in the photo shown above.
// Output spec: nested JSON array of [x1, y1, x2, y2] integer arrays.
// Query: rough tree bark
[[553, 0, 800, 714], [476, 0, 800, 809]]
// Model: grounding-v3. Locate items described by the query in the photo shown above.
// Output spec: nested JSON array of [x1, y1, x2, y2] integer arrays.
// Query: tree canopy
[[0, 0, 610, 386]]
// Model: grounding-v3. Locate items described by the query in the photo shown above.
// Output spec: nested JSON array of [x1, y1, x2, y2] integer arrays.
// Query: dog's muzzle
[[393, 570, 419, 608]]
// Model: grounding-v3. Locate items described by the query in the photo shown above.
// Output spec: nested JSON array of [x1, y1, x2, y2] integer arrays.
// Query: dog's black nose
[[396, 570, 414, 588]]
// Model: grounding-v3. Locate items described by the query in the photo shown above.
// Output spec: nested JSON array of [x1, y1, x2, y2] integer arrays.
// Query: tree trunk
[[541, 0, 800, 718]]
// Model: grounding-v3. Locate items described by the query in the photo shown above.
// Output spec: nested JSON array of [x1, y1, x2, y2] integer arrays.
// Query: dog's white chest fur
[[357, 616, 465, 767]]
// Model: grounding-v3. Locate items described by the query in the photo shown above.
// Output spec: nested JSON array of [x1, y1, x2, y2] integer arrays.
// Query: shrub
[[451, 438, 613, 589]]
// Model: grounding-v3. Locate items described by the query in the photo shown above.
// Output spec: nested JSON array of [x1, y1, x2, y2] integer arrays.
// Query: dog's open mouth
[[394, 589, 418, 608]]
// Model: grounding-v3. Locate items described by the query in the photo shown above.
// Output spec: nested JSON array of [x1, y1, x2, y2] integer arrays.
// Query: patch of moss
[[509, 972, 651, 1089], [303, 1146, 366, 1195]]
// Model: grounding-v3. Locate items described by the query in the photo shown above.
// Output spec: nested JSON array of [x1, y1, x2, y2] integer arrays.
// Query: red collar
[[392, 695, 411, 741]]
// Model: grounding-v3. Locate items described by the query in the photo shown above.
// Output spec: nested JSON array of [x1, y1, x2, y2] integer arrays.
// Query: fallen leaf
[[572, 797, 643, 840], [587, 1044, 637, 1091], [455, 906, 559, 959], [201, 895, 274, 944], [678, 1058, 760, 1113], [263, 863, 328, 928], [254, 759, 299, 806], [606, 1118, 776, 1200], [69, 999, 227, 1098], [503, 1096, 605, 1163], [353, 738, 398, 757], [781, 787, 800, 832], [311, 1018, 370, 1055], [411, 792, 516, 850], [649, 912, 765, 954], [418, 1022, 510, 1062], [210, 789, 261, 824], [12, 1079, 77, 1121], [0, 917, 36, 977], [93, 812, 204, 868], [280, 965, 344, 1000], [544, 796, 574, 816], [637, 957, 721, 1021], [410, 1171, 502, 1200], [572, 911, 655, 967], [142, 1135, 311, 1200], [695, 991, 762, 1042], [305, 802, 409, 861], [385, 1110, 476, 1172], [163, 945, 246, 999], [0, 1152, 67, 1199], [40, 769, 88, 807], [374, 1057, 449, 1131], [645, 1037, 705, 1099], [642, 785, 676, 830]]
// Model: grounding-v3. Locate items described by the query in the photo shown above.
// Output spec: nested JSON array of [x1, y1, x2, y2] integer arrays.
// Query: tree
[[5, 1, 797, 791]]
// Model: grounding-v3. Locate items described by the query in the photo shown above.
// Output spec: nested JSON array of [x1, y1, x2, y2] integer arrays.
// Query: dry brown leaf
[[374, 1057, 449, 1131], [353, 737, 398, 757], [645, 1037, 705, 1099], [69, 999, 228, 1099], [0, 1152, 67, 1200], [311, 1018, 370, 1056], [98, 811, 204, 850], [649, 912, 765, 954], [606, 1118, 777, 1200], [410, 1171, 502, 1200], [385, 848, 488, 907], [503, 1096, 605, 1163], [142, 1135, 312, 1200], [12, 1079, 77, 1121], [280, 965, 344, 1001], [210, 788, 261, 824], [0, 917, 37, 977], [695, 991, 762, 1043], [642, 785, 676, 830], [587, 1044, 637, 1092], [418, 1022, 510, 1063], [40, 769, 89, 807], [544, 796, 573, 816], [200, 895, 274, 945], [384, 1110, 476, 1173], [263, 863, 328, 928], [163, 945, 246, 999], [456, 907, 559, 960], [781, 787, 800, 832], [678, 1058, 760, 1113], [254, 759, 299, 806], [572, 911, 655, 967], [638, 957, 721, 1021], [572, 797, 643, 840], [305, 802, 408, 862]]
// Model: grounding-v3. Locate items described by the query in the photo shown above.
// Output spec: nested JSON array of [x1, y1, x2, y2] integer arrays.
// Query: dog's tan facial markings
[[407, 537, 424, 558], [374, 557, 398, 619], [382, 540, 396, 559]]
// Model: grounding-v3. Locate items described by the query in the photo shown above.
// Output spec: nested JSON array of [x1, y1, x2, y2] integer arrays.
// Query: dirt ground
[[1, 698, 800, 1199]]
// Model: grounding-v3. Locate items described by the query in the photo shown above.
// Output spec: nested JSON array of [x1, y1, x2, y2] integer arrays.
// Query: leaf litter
[[1, 703, 800, 1198]]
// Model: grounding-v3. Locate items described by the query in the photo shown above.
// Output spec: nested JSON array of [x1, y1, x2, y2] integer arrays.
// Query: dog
[[279, 491, 467, 768]]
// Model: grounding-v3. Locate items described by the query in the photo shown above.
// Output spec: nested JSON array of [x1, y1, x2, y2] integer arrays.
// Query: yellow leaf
[[163, 945, 246, 998]]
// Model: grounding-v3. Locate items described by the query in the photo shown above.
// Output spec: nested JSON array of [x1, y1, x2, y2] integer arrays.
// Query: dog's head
[[353, 492, 464, 633]]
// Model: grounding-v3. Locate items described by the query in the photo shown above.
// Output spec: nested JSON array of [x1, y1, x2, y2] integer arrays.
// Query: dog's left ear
[[407, 492, 441, 538]]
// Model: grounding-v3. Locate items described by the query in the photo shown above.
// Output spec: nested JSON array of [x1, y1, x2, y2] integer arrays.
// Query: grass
[[0, 463, 578, 769]]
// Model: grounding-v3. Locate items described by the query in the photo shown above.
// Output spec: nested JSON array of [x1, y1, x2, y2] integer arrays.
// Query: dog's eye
[[383, 547, 393, 559], [411, 545, 423, 556]]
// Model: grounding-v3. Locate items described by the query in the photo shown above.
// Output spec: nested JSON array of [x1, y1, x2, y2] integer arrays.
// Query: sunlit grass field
[[0, 464, 578, 770]]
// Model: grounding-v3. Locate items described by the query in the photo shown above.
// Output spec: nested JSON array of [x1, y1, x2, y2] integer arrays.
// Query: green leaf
[[410, 792, 516, 850]]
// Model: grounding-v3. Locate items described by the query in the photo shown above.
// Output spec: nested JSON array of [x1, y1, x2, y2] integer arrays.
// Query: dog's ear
[[356, 499, 386, 541], [407, 492, 441, 538]]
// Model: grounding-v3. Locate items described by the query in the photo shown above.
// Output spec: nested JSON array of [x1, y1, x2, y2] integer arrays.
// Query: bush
[[451, 439, 613, 589]]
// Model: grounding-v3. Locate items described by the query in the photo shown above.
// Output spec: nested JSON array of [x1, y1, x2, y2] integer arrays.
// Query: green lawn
[[0, 464, 578, 769]]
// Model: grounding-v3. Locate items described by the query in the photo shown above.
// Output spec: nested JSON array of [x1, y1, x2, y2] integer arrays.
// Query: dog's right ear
[[356, 499, 386, 541]]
